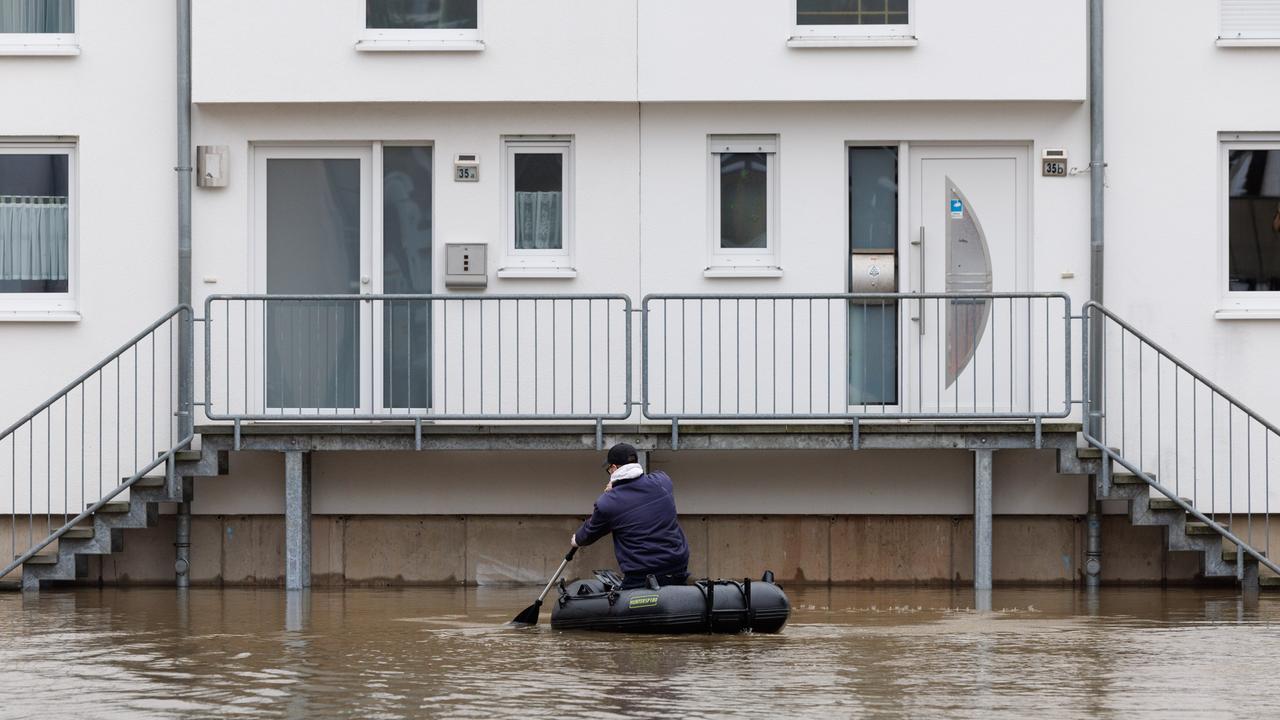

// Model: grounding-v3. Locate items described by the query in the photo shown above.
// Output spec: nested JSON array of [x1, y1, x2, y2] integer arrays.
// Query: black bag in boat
[[550, 570, 790, 634]]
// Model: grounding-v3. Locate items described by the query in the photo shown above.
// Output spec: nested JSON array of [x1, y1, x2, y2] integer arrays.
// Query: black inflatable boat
[[550, 570, 790, 633]]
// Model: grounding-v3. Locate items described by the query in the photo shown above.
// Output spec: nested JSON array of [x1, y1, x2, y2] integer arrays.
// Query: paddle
[[510, 546, 578, 626]]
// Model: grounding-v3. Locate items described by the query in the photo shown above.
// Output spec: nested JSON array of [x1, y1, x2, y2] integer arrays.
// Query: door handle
[[912, 226, 926, 335]]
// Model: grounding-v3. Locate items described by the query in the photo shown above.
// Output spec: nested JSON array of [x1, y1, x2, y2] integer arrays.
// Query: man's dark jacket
[[573, 470, 689, 575]]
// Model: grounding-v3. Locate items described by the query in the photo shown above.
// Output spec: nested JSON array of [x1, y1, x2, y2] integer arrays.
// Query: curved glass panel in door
[[944, 177, 992, 388]]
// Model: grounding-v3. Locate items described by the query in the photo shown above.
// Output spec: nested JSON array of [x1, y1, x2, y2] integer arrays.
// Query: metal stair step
[[61, 527, 95, 540], [1076, 447, 1115, 460], [94, 501, 132, 514], [1261, 576, 1280, 589], [172, 450, 201, 463], [23, 555, 58, 566], [1149, 497, 1192, 512], [1222, 547, 1267, 562], [131, 476, 167, 489], [1112, 472, 1150, 486], [1185, 522, 1226, 536]]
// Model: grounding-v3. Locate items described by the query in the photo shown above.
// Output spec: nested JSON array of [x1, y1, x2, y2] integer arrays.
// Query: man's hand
[[569, 533, 579, 548]]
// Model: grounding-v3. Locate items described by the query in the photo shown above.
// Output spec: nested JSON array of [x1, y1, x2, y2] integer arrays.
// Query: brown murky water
[[1, 586, 1277, 719]]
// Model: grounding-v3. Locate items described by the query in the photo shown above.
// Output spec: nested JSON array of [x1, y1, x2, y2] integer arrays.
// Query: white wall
[[639, 0, 1086, 102], [192, 0, 1085, 104], [0, 4, 177, 424], [1105, 0, 1280, 423], [192, 0, 639, 103]]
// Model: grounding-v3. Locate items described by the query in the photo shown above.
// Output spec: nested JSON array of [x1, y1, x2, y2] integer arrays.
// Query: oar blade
[[510, 599, 543, 627]]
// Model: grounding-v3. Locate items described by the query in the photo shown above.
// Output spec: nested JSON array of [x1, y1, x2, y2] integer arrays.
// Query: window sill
[[496, 267, 577, 279], [355, 39, 485, 53], [0, 309, 81, 322], [1214, 308, 1280, 320], [1216, 38, 1280, 47], [786, 36, 918, 49], [703, 266, 784, 279], [0, 43, 80, 56]]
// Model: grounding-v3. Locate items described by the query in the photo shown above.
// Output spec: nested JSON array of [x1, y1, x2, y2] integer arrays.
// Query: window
[[358, 0, 483, 51], [0, 0, 78, 56], [848, 146, 899, 405], [0, 143, 76, 318], [708, 135, 779, 275], [500, 137, 573, 276], [1226, 146, 1280, 293], [791, 0, 915, 46], [1220, 0, 1280, 44]]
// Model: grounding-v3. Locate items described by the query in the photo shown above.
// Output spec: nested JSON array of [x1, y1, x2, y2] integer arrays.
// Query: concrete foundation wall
[[38, 513, 1269, 588]]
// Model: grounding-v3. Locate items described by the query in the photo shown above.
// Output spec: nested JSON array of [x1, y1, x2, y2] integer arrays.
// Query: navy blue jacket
[[573, 471, 690, 575]]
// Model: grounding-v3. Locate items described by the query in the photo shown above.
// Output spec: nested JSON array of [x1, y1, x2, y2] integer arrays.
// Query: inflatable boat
[[550, 570, 790, 633]]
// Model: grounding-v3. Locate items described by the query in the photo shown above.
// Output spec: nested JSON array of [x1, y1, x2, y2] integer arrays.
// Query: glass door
[[254, 146, 372, 415]]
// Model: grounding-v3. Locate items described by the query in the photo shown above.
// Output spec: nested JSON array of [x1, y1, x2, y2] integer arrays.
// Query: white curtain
[[0, 0, 74, 33], [0, 196, 68, 281], [514, 191, 563, 250]]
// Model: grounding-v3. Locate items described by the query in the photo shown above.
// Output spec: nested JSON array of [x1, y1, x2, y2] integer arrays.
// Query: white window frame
[[499, 137, 575, 278], [788, 0, 917, 48], [356, 0, 484, 52], [0, 1, 79, 57], [706, 135, 781, 277], [0, 142, 78, 320], [1217, 135, 1280, 319]]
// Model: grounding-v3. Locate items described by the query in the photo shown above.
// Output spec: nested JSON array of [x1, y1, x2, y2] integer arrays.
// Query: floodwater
[[1, 586, 1277, 719]]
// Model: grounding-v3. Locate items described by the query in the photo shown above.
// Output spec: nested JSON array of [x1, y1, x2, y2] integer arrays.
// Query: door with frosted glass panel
[[906, 146, 1029, 414], [254, 147, 371, 414]]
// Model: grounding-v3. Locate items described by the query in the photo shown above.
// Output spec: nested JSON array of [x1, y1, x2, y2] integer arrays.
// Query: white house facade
[[2, 0, 1279, 590]]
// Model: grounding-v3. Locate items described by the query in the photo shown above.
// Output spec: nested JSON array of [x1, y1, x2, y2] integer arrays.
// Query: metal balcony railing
[[641, 293, 1073, 425], [202, 294, 633, 424]]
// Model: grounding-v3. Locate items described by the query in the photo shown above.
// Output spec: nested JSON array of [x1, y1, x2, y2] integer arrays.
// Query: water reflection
[[0, 586, 1275, 718]]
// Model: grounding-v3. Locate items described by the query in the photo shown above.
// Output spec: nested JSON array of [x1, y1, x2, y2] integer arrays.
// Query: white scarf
[[607, 463, 645, 490]]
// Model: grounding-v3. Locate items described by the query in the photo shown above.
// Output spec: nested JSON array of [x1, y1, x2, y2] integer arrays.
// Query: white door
[[253, 146, 373, 415], [907, 145, 1029, 414]]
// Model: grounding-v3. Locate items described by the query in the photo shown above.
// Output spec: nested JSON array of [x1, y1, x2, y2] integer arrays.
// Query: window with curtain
[[504, 138, 572, 270], [0, 0, 74, 33], [0, 150, 71, 295]]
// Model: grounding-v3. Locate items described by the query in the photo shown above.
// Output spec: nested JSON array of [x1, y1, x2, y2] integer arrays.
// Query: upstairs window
[[792, 0, 915, 45], [707, 135, 780, 276], [0, 0, 77, 56], [0, 143, 77, 318], [1220, 0, 1280, 44], [359, 0, 482, 51], [1226, 145, 1280, 293]]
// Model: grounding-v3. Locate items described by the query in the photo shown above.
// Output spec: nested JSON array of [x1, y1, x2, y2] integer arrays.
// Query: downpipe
[[1084, 0, 1105, 591], [175, 0, 194, 589]]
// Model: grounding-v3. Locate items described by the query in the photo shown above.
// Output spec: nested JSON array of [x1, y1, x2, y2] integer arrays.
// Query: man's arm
[[573, 503, 612, 547]]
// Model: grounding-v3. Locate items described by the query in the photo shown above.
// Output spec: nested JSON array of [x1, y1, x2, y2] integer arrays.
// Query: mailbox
[[850, 254, 896, 294], [445, 243, 487, 288]]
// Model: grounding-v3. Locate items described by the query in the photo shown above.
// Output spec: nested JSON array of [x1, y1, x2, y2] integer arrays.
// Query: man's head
[[604, 442, 639, 474]]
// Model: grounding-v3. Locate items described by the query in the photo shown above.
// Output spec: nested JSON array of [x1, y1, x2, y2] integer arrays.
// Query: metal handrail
[[641, 292, 1073, 422], [0, 437, 191, 578], [2, 305, 193, 579], [203, 293, 632, 422], [1082, 300, 1278, 578], [0, 306, 192, 440]]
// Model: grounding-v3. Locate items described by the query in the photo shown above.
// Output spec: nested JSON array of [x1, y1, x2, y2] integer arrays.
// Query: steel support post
[[1085, 511, 1102, 589], [284, 451, 312, 590], [973, 449, 994, 591], [175, 500, 192, 588]]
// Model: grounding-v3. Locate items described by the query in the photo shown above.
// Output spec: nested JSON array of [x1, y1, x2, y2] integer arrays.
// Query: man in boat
[[570, 442, 691, 590]]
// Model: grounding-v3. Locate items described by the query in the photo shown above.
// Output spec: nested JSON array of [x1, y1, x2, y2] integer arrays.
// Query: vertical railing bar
[[1193, 376, 1198, 519], [534, 299, 540, 414], [587, 300, 593, 414], [878, 299, 886, 415], [682, 300, 687, 414], [753, 299, 759, 413], [133, 344, 138, 475], [243, 301, 248, 416], [116, 358, 120, 491], [1023, 298, 1030, 417], [662, 299, 668, 416], [29, 423, 34, 548], [1229, 405, 1234, 537], [720, 299, 725, 414], [1139, 338, 1144, 472], [63, 395, 68, 529], [1266, 430, 1270, 559], [516, 300, 522, 414], [1157, 348, 1163, 483], [1120, 327, 1126, 455], [1044, 299, 1049, 414], [990, 298, 997, 414], [699, 299, 704, 414], [549, 299, 555, 415], [1175, 367, 1180, 495], [738, 300, 743, 414], [860, 301, 867, 411], [225, 300, 230, 414], [1211, 390, 1216, 521], [1008, 297, 1013, 413], [151, 329, 156, 461], [46, 410, 51, 536], [80, 384, 84, 524], [826, 299, 832, 414], [1247, 416, 1252, 548], [791, 299, 796, 414], [807, 298, 813, 413], [500, 299, 505, 412], [390, 298, 397, 414], [772, 300, 778, 414], [463, 298, 468, 415], [445, 298, 451, 413], [571, 300, 576, 414]]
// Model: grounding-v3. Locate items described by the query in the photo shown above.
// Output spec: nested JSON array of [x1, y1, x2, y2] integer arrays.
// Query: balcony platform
[[193, 420, 1085, 454]]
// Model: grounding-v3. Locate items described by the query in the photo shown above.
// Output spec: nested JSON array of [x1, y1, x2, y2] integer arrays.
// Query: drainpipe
[[175, 0, 193, 589], [1084, 0, 1104, 590]]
